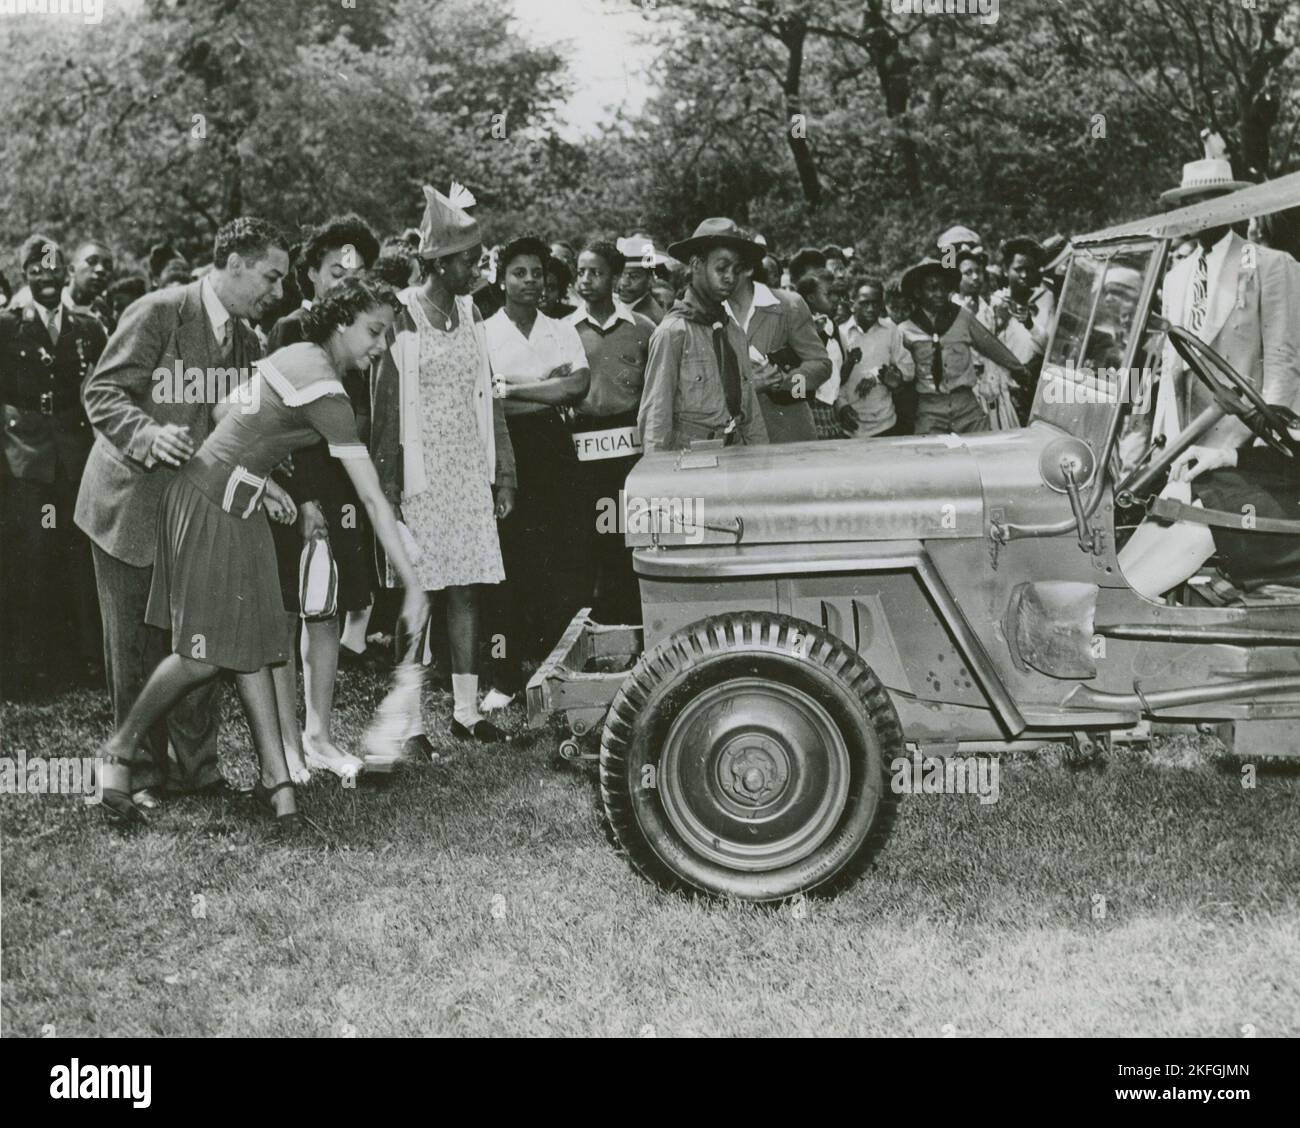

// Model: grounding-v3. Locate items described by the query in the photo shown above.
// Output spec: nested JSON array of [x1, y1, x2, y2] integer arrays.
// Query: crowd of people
[[8, 151, 1293, 830]]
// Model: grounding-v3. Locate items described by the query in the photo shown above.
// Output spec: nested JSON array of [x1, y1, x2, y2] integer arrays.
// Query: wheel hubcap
[[658, 677, 851, 871], [718, 737, 789, 807]]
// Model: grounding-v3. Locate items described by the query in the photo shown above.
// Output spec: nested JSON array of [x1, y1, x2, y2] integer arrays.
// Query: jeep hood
[[622, 433, 989, 548]]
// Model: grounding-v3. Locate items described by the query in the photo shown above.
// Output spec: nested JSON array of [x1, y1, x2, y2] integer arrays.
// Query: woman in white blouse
[[481, 236, 590, 709]]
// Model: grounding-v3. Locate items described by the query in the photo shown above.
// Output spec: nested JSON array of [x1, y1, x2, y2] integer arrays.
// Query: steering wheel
[[1166, 326, 1296, 457]]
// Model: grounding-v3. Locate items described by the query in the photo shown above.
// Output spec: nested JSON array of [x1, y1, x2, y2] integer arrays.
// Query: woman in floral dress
[[370, 184, 516, 747]]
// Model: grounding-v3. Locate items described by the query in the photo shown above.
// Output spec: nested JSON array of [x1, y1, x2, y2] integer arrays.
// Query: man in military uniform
[[0, 235, 107, 697]]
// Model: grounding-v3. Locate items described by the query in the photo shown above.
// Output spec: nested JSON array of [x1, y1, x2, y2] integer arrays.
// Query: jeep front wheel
[[600, 611, 902, 901]]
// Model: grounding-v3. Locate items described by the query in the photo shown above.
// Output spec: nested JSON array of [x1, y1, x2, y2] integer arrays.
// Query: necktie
[[46, 309, 60, 347], [1188, 254, 1208, 336], [711, 321, 743, 422], [931, 333, 944, 391], [1180, 255, 1210, 424]]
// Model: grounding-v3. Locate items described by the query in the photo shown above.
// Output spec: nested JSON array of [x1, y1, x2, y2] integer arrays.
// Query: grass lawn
[[2, 667, 1298, 1038]]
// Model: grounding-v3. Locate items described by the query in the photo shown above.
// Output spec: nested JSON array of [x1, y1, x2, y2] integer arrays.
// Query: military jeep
[[528, 174, 1300, 902]]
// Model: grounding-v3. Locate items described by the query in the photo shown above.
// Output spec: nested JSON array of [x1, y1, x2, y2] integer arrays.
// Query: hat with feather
[[417, 181, 481, 259]]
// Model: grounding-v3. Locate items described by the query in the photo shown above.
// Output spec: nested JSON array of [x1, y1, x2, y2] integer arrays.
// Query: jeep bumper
[[525, 609, 643, 736]]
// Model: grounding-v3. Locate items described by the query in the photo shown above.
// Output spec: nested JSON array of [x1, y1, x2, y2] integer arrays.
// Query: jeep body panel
[[529, 176, 1300, 752]]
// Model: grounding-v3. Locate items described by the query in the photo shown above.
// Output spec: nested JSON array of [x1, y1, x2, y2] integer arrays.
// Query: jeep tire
[[600, 611, 903, 901]]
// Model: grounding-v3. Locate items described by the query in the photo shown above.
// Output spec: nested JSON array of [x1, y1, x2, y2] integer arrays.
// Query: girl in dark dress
[[266, 215, 381, 783], [97, 279, 426, 825]]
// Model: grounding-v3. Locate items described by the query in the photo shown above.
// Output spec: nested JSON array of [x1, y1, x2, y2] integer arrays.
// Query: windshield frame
[[1030, 235, 1168, 470]]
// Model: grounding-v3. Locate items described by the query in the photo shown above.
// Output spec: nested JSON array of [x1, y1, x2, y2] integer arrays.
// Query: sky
[[508, 0, 661, 138]]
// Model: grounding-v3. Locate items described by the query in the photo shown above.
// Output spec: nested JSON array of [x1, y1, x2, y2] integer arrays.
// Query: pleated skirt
[[145, 473, 290, 673]]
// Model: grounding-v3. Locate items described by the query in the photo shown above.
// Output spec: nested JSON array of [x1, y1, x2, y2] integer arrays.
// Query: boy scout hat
[[900, 257, 959, 298], [668, 218, 764, 267]]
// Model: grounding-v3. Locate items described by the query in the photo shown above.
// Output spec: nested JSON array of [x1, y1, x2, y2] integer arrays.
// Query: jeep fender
[[633, 539, 1027, 736]]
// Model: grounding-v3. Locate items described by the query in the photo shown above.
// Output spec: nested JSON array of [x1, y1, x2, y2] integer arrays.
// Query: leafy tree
[[0, 0, 570, 268], [606, 0, 1299, 274], [1041, 0, 1299, 181]]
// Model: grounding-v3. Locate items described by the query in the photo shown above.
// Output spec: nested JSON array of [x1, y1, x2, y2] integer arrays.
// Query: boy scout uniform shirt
[[899, 306, 1012, 396], [566, 302, 655, 418], [638, 298, 769, 451]]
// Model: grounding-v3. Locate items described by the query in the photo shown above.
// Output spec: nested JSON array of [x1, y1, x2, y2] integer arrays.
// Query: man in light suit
[[1121, 143, 1300, 599], [74, 217, 289, 802], [1154, 144, 1300, 450]]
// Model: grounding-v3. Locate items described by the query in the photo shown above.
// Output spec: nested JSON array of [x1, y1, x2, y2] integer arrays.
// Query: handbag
[[298, 536, 339, 621]]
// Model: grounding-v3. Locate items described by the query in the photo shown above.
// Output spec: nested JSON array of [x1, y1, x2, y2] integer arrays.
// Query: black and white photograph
[[1, 0, 1298, 1068]]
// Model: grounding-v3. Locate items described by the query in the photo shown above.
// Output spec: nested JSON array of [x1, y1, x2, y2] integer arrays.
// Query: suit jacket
[[0, 304, 106, 483], [629, 290, 666, 326], [1157, 232, 1300, 449], [73, 280, 262, 566], [730, 284, 831, 442]]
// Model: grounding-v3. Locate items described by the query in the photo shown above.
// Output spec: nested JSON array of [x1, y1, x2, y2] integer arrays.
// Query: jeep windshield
[[1036, 169, 1300, 464], [1030, 238, 1164, 460]]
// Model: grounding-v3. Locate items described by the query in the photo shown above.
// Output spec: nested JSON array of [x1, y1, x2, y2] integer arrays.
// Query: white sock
[[341, 605, 372, 653], [452, 674, 482, 727]]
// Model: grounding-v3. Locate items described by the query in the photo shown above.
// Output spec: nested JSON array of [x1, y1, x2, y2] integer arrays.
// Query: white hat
[[937, 224, 981, 250], [616, 233, 672, 268], [1159, 132, 1252, 205]]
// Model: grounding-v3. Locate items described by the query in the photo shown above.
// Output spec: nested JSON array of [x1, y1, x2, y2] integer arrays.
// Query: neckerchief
[[910, 305, 959, 391]]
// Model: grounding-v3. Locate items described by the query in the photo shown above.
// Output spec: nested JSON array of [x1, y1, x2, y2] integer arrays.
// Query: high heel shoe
[[284, 743, 313, 786], [97, 752, 147, 827], [252, 779, 300, 828], [302, 734, 364, 783], [131, 788, 162, 811]]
